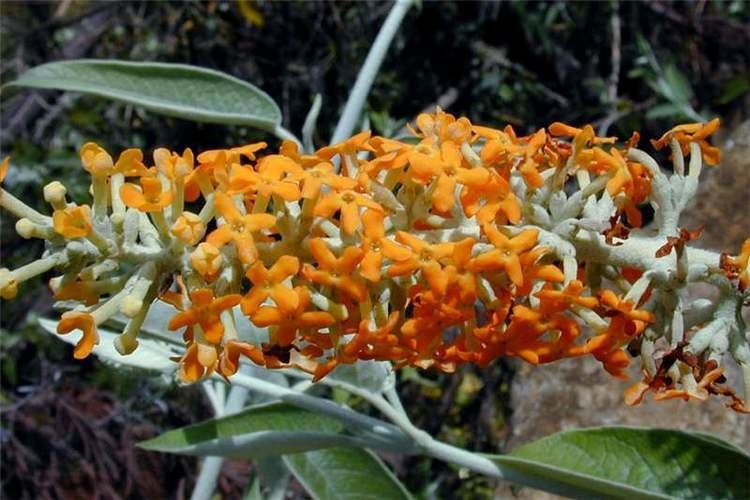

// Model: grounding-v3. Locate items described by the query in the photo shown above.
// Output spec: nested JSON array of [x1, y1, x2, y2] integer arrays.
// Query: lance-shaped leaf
[[489, 426, 750, 499], [38, 317, 177, 372], [5, 60, 282, 131], [284, 447, 412, 500], [138, 401, 393, 458]]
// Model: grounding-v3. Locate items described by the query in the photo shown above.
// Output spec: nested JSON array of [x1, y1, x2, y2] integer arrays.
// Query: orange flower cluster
[[2, 109, 744, 411]]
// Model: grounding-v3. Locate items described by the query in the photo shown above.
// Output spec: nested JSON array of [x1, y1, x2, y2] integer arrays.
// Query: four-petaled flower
[[168, 288, 241, 344], [207, 192, 276, 264]]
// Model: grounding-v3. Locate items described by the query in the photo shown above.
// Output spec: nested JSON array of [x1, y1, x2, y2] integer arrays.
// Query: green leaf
[[327, 360, 393, 394], [284, 447, 412, 500], [139, 401, 371, 458], [645, 103, 683, 120], [716, 74, 750, 105], [5, 59, 281, 131], [489, 426, 750, 499]]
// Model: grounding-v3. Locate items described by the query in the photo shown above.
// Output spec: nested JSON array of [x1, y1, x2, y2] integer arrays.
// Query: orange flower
[[229, 155, 302, 202], [242, 255, 300, 315], [176, 341, 218, 382], [536, 280, 598, 315], [114, 148, 150, 177], [190, 243, 224, 282], [388, 232, 455, 296], [53, 205, 92, 239], [460, 171, 521, 225], [120, 177, 173, 212], [548, 122, 616, 145], [301, 239, 367, 301], [364, 137, 412, 176], [52, 278, 118, 306], [653, 368, 725, 403], [198, 142, 267, 165], [206, 192, 276, 264], [471, 226, 539, 287], [651, 118, 721, 165], [218, 339, 265, 378], [168, 288, 241, 344], [299, 161, 357, 199], [316, 130, 375, 161], [408, 141, 489, 213], [515, 245, 565, 296], [57, 311, 99, 359], [358, 209, 411, 282], [250, 286, 335, 346], [80, 143, 114, 176], [413, 108, 472, 145], [154, 147, 194, 180], [339, 312, 402, 365], [0, 156, 9, 183], [313, 189, 382, 234]]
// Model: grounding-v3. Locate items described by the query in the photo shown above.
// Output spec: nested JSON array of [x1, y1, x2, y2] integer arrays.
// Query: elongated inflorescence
[[0, 110, 748, 411]]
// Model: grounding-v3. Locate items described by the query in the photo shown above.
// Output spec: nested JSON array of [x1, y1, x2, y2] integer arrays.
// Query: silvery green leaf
[[38, 318, 177, 372], [327, 360, 393, 394], [490, 426, 750, 499], [284, 447, 412, 500], [139, 401, 383, 458], [6, 60, 282, 131]]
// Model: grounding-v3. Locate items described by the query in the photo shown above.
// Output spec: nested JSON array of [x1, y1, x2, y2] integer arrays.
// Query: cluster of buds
[[1, 109, 748, 411]]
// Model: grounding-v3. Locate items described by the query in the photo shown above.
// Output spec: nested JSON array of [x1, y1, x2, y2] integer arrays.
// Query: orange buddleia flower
[[176, 341, 218, 382], [536, 280, 598, 315], [120, 177, 173, 212], [515, 246, 565, 296], [53, 205, 93, 239], [218, 339, 265, 379], [57, 311, 99, 359], [80, 142, 114, 176], [0, 156, 10, 183], [358, 209, 411, 282], [471, 226, 539, 287], [408, 141, 489, 213], [413, 108, 472, 145], [52, 279, 115, 306], [249, 286, 335, 346], [388, 232, 456, 296], [198, 142, 267, 166], [301, 239, 367, 301], [364, 137, 412, 176], [460, 171, 521, 225], [297, 160, 356, 199], [317, 130, 375, 161], [154, 147, 194, 180], [338, 312, 402, 366], [114, 148, 150, 177], [207, 192, 276, 264], [652, 368, 725, 403], [651, 118, 721, 165], [228, 155, 302, 202], [313, 189, 382, 234], [242, 255, 300, 315], [168, 288, 241, 344]]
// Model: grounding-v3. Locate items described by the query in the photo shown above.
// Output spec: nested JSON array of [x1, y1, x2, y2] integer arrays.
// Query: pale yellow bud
[[171, 211, 205, 245], [43, 181, 68, 210], [191, 242, 223, 282]]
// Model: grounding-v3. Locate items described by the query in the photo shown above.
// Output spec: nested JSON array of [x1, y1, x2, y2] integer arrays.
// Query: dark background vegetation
[[1, 1, 748, 498]]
